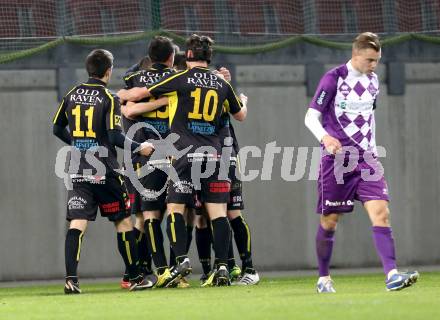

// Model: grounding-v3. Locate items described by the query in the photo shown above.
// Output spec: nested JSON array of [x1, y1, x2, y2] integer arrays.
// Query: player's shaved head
[[148, 36, 174, 63], [85, 49, 113, 78], [353, 32, 381, 52], [185, 34, 214, 64]]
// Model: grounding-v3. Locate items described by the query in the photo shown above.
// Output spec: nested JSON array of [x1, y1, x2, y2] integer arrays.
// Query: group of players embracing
[[53, 34, 259, 294]]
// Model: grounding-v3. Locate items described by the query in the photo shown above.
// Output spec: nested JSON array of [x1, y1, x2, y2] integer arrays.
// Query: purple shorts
[[317, 155, 389, 214]]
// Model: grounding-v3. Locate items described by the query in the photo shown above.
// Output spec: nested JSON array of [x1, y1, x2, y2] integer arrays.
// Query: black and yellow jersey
[[53, 78, 122, 173], [148, 66, 242, 153], [123, 63, 175, 140], [219, 112, 240, 157]]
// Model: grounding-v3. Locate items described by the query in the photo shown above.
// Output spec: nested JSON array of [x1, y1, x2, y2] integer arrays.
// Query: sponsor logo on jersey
[[187, 121, 216, 135], [70, 89, 104, 105], [70, 174, 106, 184], [187, 152, 218, 162], [339, 101, 347, 109], [73, 139, 99, 150], [187, 72, 224, 90], [339, 100, 374, 113], [143, 119, 168, 134], [139, 71, 173, 85], [317, 90, 327, 105]]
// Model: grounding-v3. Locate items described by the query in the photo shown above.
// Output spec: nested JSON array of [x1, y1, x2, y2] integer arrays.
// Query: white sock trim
[[318, 275, 331, 283], [387, 269, 398, 280]]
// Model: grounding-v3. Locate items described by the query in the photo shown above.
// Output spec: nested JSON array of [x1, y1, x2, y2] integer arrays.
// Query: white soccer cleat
[[316, 277, 336, 293], [237, 270, 260, 286], [386, 270, 419, 291]]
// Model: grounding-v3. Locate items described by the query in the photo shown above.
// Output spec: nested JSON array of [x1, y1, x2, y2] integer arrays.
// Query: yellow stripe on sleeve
[[225, 82, 243, 110], [104, 89, 115, 129], [123, 71, 142, 82], [148, 69, 189, 92], [53, 85, 78, 124]]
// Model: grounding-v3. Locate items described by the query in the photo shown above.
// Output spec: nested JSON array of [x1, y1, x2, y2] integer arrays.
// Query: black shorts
[[128, 160, 170, 212], [228, 157, 244, 210], [67, 172, 130, 222], [167, 155, 230, 205]]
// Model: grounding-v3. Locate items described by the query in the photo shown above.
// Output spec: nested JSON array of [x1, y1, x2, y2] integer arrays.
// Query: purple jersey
[[309, 61, 379, 155]]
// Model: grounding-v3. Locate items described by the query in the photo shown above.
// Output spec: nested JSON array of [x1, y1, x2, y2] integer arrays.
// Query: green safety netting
[[1, 31, 439, 64]]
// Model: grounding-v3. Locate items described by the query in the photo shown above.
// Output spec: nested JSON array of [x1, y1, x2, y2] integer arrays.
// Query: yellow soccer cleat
[[155, 268, 172, 288], [177, 277, 190, 288], [201, 271, 215, 287]]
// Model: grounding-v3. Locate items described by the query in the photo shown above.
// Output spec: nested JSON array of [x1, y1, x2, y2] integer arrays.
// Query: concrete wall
[[1, 62, 439, 280]]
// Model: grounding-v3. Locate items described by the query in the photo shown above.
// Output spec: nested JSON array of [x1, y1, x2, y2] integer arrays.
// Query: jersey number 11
[[72, 105, 96, 138]]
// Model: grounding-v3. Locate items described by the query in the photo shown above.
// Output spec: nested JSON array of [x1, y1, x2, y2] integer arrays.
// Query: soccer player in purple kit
[[304, 32, 419, 292]]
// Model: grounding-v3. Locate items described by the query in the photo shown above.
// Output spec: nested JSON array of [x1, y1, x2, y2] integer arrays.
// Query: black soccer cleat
[[214, 265, 230, 287], [64, 279, 81, 294], [129, 274, 158, 291], [165, 257, 192, 288]]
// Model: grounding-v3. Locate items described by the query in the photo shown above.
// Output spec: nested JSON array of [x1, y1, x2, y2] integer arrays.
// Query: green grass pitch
[[1, 272, 439, 320]]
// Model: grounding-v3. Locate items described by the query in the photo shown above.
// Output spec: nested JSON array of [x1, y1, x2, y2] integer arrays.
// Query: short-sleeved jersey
[[53, 78, 122, 174], [309, 61, 379, 154], [123, 63, 175, 140], [148, 66, 242, 153]]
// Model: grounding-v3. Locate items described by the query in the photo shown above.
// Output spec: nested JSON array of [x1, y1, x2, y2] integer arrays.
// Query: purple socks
[[372, 226, 397, 276], [316, 224, 397, 277], [316, 224, 335, 277]]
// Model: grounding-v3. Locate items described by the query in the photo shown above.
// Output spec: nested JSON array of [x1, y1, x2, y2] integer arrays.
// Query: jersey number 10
[[188, 88, 218, 121], [72, 105, 96, 138]]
